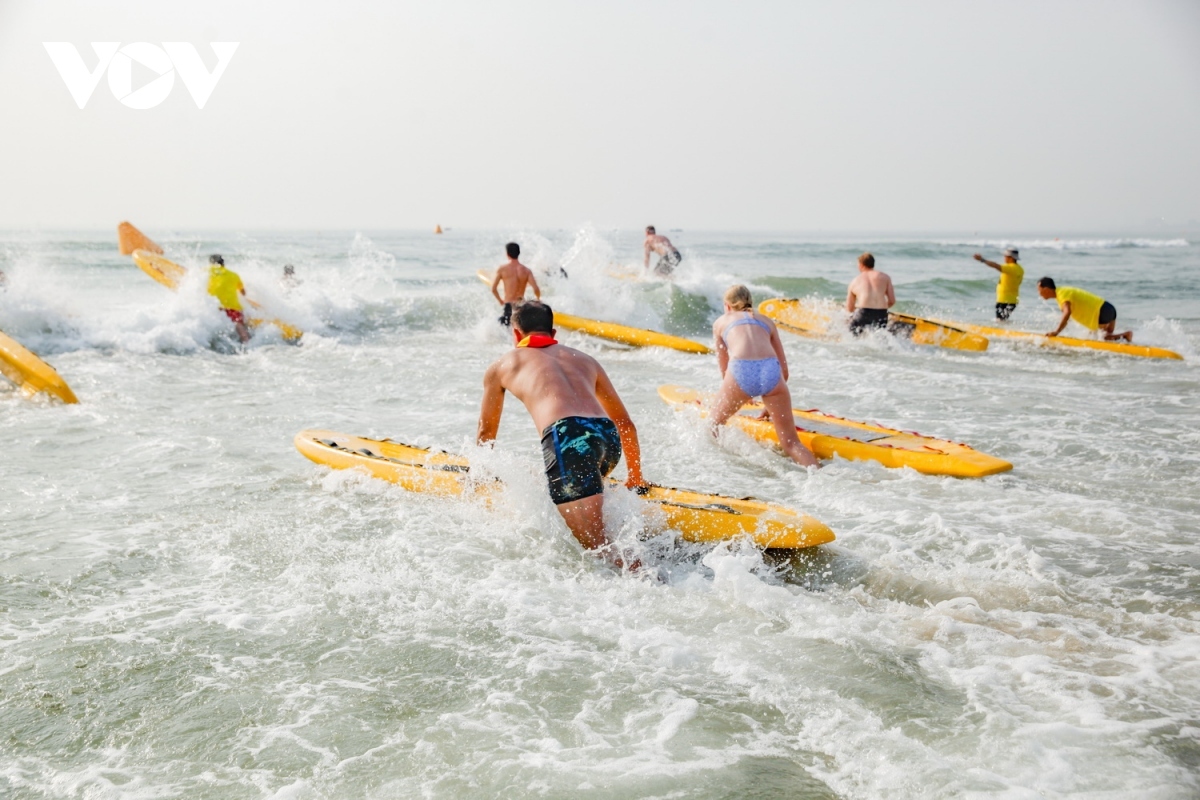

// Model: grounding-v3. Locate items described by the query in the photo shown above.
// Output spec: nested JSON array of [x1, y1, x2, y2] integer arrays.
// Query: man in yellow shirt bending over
[[972, 248, 1024, 320], [207, 255, 251, 343], [1036, 277, 1132, 342]]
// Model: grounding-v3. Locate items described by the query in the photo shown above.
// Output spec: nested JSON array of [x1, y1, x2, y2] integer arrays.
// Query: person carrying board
[[710, 285, 820, 468], [477, 301, 647, 569], [490, 242, 541, 327]]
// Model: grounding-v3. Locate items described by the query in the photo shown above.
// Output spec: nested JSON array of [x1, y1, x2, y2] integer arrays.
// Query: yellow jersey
[[208, 266, 244, 311], [1055, 286, 1104, 331], [997, 261, 1024, 304]]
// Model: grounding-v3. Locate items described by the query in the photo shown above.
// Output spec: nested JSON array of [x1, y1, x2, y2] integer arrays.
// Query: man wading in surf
[[477, 301, 647, 568], [845, 252, 895, 335], [207, 255, 251, 343], [643, 226, 682, 277], [490, 242, 541, 327]]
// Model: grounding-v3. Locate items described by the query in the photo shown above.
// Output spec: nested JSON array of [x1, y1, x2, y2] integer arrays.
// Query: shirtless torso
[[480, 343, 612, 434], [492, 259, 541, 305], [643, 232, 682, 276], [477, 322, 646, 559], [846, 269, 895, 312]]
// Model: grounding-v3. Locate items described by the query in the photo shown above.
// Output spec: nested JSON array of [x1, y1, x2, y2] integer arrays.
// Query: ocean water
[[2, 228, 1198, 799]]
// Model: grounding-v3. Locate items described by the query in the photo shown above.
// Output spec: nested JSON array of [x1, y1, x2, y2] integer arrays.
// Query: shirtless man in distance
[[490, 242, 541, 327], [845, 252, 895, 335], [477, 301, 647, 568], [643, 226, 682, 277]]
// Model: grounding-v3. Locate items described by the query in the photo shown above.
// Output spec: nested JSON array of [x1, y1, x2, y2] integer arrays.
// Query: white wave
[[937, 238, 1190, 250]]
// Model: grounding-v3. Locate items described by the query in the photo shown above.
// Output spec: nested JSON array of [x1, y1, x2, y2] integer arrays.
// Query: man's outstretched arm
[[477, 364, 505, 444], [974, 254, 1003, 272]]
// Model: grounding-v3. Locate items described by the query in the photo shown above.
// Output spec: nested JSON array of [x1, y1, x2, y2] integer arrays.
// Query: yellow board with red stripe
[[928, 317, 1182, 361], [658, 385, 1011, 478], [295, 429, 835, 549]]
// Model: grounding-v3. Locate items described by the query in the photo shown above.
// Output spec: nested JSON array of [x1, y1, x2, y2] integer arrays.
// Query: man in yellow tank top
[[207, 255, 251, 343], [1036, 277, 1132, 342], [972, 248, 1024, 320]]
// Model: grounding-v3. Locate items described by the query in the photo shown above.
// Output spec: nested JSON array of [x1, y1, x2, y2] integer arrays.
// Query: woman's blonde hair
[[724, 284, 753, 311]]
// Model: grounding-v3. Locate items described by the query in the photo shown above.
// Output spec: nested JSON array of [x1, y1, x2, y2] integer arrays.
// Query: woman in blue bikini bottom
[[709, 285, 820, 468]]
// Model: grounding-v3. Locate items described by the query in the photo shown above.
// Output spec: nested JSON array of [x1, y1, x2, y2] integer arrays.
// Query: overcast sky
[[1, 0, 1197, 232]]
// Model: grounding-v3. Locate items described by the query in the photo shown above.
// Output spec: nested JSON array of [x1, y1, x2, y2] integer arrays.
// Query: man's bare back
[[846, 262, 895, 312], [492, 260, 540, 305], [644, 234, 674, 259], [482, 344, 610, 434], [643, 226, 682, 276]]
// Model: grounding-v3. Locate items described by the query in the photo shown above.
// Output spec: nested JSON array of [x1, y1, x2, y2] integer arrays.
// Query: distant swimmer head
[[723, 284, 753, 311], [1005, 248, 1019, 260], [505, 242, 520, 259], [645, 226, 656, 235], [858, 252, 875, 270], [512, 300, 554, 336], [283, 264, 294, 275], [209, 254, 224, 266], [1036, 277, 1056, 298]]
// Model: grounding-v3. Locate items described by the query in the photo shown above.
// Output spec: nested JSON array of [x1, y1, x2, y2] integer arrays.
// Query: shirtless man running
[[490, 242, 541, 327], [643, 226, 682, 277], [477, 301, 647, 566], [845, 252, 895, 335]]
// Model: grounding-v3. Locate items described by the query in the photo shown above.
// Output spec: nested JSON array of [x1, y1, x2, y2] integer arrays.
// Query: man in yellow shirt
[[207, 255, 251, 343], [972, 248, 1024, 320], [1036, 277, 1132, 342]]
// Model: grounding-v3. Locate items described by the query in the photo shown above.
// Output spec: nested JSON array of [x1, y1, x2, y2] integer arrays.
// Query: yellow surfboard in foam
[[928, 318, 1183, 360], [659, 385, 1011, 478], [0, 330, 79, 403], [295, 429, 834, 549], [476, 270, 711, 354], [132, 250, 304, 343], [758, 298, 989, 352]]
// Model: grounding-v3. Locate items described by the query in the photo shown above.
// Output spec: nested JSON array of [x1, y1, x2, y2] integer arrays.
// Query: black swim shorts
[[995, 302, 1017, 321], [499, 302, 513, 327], [1098, 301, 1116, 326], [541, 416, 622, 505], [654, 250, 681, 277], [849, 307, 889, 335]]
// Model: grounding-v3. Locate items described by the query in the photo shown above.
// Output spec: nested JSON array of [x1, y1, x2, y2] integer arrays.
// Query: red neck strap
[[517, 334, 557, 349]]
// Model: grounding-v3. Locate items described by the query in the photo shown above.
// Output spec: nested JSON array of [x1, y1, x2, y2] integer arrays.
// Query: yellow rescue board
[[659, 385, 1011, 478], [928, 318, 1183, 361], [117, 221, 163, 256], [295, 429, 835, 549], [0, 330, 79, 403], [132, 250, 304, 343], [476, 270, 711, 354], [758, 298, 989, 352]]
